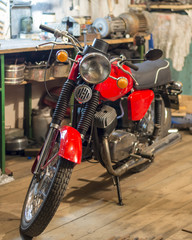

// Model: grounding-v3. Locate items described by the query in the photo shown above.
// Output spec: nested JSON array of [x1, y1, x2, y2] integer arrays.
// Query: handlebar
[[39, 24, 83, 52], [39, 24, 139, 73], [39, 24, 64, 39], [39, 24, 55, 34]]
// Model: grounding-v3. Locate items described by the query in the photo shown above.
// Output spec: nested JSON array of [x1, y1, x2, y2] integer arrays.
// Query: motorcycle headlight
[[79, 52, 111, 84]]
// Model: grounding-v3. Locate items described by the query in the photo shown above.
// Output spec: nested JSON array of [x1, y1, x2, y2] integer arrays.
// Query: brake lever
[[36, 41, 82, 52], [36, 41, 58, 48]]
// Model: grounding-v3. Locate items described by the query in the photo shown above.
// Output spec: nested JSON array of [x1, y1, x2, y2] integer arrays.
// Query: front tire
[[20, 158, 74, 238]]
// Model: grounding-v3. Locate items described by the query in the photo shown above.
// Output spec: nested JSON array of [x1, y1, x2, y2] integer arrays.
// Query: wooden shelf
[[0, 35, 151, 54], [129, 4, 192, 11], [104, 35, 150, 45]]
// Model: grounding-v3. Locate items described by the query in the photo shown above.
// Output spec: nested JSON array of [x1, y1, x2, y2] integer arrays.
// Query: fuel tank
[[95, 63, 133, 101]]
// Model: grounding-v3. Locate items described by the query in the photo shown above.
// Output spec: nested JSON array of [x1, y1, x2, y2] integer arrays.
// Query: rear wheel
[[20, 155, 74, 238], [131, 96, 171, 173]]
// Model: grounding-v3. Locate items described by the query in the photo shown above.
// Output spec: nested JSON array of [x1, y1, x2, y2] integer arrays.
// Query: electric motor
[[119, 11, 148, 36], [93, 16, 126, 39], [93, 11, 149, 39]]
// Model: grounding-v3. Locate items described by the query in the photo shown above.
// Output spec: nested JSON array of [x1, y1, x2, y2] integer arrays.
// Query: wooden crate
[[172, 95, 192, 116]]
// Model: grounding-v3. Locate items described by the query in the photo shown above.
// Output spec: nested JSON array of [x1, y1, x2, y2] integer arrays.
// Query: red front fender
[[59, 125, 82, 164]]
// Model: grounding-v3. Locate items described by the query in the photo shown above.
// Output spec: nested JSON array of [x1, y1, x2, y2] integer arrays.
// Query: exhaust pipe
[[139, 132, 181, 157], [102, 137, 150, 177], [102, 132, 181, 177]]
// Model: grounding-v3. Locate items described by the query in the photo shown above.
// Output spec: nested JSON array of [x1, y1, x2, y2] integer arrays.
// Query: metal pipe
[[33, 127, 59, 175], [102, 137, 149, 177], [107, 0, 113, 16], [0, 54, 5, 173]]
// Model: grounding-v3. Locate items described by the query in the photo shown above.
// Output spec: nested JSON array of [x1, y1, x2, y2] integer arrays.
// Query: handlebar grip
[[39, 24, 55, 34], [123, 61, 139, 71]]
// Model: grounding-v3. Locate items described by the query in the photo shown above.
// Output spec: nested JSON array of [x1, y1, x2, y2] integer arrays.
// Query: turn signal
[[117, 77, 128, 89], [56, 50, 68, 62]]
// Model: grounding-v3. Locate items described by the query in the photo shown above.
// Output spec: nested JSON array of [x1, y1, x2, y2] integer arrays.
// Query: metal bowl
[[6, 136, 28, 152]]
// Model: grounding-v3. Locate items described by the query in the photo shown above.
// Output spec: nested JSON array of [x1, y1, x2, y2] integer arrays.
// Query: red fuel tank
[[95, 63, 134, 101]]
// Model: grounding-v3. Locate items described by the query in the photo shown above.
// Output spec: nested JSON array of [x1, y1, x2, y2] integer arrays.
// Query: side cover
[[127, 90, 154, 121], [59, 125, 82, 164]]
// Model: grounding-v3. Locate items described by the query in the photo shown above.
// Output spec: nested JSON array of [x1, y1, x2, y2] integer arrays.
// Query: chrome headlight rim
[[79, 52, 111, 84]]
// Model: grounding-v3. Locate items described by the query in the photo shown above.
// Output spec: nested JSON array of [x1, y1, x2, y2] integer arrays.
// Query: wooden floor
[[1, 131, 192, 240]]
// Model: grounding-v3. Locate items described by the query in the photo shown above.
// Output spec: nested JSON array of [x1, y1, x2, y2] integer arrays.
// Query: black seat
[[131, 59, 172, 90]]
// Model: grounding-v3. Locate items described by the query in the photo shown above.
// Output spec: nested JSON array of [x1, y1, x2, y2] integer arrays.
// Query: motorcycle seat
[[131, 59, 172, 90]]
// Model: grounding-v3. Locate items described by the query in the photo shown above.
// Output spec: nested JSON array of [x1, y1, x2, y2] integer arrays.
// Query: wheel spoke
[[24, 154, 60, 222], [39, 191, 47, 200]]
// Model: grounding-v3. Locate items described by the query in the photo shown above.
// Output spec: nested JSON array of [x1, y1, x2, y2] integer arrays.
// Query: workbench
[[0, 36, 149, 173]]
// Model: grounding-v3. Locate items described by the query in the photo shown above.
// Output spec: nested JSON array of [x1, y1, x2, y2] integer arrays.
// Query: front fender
[[59, 125, 82, 164]]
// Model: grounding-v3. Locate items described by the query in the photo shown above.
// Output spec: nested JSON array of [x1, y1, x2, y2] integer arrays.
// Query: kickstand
[[112, 176, 123, 206]]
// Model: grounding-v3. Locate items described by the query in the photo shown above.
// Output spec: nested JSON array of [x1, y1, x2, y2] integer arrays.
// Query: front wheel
[[20, 157, 74, 238]]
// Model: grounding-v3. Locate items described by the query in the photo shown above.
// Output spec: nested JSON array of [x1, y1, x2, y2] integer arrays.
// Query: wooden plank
[[1, 131, 192, 240], [129, 4, 192, 10], [0, 39, 74, 54], [60, 168, 192, 240], [40, 182, 192, 240], [39, 158, 192, 239], [0, 35, 150, 54], [0, 159, 108, 235], [35, 141, 192, 238], [0, 160, 103, 198], [104, 35, 150, 45], [38, 133, 192, 238], [170, 224, 192, 240], [167, 230, 192, 240]]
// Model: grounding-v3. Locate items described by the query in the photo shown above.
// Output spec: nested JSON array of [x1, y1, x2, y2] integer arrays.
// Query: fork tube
[[33, 127, 59, 175], [34, 78, 76, 175], [52, 79, 76, 125], [77, 90, 100, 138]]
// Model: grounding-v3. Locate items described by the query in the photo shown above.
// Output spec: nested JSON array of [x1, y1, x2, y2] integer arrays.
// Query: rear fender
[[59, 126, 82, 164]]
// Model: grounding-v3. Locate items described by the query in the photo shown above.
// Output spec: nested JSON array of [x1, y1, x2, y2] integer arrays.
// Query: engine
[[138, 104, 155, 136], [94, 105, 117, 137], [94, 104, 137, 162]]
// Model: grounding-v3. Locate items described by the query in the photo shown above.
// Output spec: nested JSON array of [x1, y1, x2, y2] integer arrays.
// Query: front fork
[[33, 81, 100, 176], [33, 127, 59, 176], [33, 79, 76, 176]]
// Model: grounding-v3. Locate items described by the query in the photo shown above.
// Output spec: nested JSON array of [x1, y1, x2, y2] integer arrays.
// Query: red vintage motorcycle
[[20, 25, 182, 238]]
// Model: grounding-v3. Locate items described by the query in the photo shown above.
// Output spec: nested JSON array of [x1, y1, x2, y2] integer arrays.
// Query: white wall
[[32, 0, 129, 31], [5, 85, 24, 129], [5, 79, 65, 129]]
